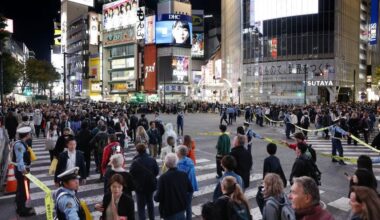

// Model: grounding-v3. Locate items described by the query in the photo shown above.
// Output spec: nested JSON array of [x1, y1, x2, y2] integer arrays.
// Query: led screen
[[191, 33, 204, 58], [172, 56, 189, 82], [156, 14, 192, 45], [103, 0, 139, 31]]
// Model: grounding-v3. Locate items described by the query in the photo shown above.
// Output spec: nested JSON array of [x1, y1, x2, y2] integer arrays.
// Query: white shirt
[[66, 150, 76, 170]]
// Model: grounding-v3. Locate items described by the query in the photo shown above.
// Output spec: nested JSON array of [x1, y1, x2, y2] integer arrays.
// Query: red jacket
[[296, 205, 335, 220], [101, 142, 121, 175]]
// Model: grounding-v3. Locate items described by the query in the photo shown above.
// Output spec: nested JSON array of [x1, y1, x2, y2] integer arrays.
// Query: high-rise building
[[223, 0, 367, 104]]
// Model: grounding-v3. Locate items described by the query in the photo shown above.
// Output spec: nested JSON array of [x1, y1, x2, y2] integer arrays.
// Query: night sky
[[0, 0, 220, 61]]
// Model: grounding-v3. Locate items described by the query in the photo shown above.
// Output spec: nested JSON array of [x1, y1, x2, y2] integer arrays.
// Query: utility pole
[[63, 52, 67, 106], [304, 64, 307, 105]]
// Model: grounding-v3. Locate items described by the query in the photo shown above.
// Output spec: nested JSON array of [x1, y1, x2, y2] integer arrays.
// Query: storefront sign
[[136, 7, 145, 40], [89, 55, 100, 79], [164, 84, 186, 93], [103, 27, 135, 47], [307, 80, 333, 86], [90, 81, 102, 93], [110, 81, 136, 92]]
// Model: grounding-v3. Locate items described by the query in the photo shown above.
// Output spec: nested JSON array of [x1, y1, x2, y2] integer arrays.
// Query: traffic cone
[[5, 164, 17, 194]]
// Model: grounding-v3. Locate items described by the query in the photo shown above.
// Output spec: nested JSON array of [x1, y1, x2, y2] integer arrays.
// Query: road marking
[[327, 197, 351, 212]]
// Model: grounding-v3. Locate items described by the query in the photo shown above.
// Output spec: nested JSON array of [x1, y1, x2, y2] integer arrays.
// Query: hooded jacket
[[162, 123, 177, 147]]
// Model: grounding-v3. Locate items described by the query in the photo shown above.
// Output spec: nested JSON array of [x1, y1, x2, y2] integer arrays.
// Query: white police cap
[[57, 167, 80, 182], [16, 127, 32, 134]]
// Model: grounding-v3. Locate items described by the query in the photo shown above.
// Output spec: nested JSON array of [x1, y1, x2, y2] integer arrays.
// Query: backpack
[[266, 196, 296, 220], [225, 198, 252, 220], [307, 144, 317, 163], [302, 157, 322, 186], [302, 116, 310, 128]]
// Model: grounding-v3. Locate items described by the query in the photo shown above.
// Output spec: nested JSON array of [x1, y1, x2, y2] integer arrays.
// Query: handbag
[[45, 139, 55, 151], [27, 146, 37, 161], [80, 200, 93, 220], [48, 158, 58, 175]]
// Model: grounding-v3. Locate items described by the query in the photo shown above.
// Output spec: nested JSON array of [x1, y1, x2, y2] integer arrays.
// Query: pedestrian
[[161, 136, 176, 165], [261, 173, 293, 219], [213, 155, 244, 201], [135, 125, 149, 146], [220, 108, 228, 125], [282, 132, 316, 163], [322, 111, 332, 139], [216, 124, 231, 179], [177, 111, 184, 136], [330, 118, 350, 165], [5, 110, 18, 141], [46, 122, 60, 161], [59, 114, 71, 135], [95, 174, 135, 220], [54, 135, 87, 186], [33, 109, 42, 138], [129, 112, 139, 142], [183, 135, 196, 165], [89, 125, 109, 177], [163, 123, 178, 149], [155, 117, 165, 156], [130, 143, 159, 220], [13, 127, 36, 217], [300, 111, 310, 138], [356, 155, 377, 190], [101, 134, 122, 176], [289, 176, 334, 220], [230, 134, 253, 189], [75, 121, 92, 176], [214, 176, 252, 220], [347, 168, 378, 196], [201, 202, 221, 220], [289, 143, 317, 185], [53, 127, 74, 159], [147, 121, 160, 158], [284, 111, 292, 139], [70, 115, 81, 135], [263, 143, 287, 187], [360, 113, 371, 144], [114, 116, 129, 149], [0, 118, 9, 170], [349, 186, 380, 220], [54, 167, 85, 220], [17, 115, 35, 146], [176, 145, 198, 220], [137, 114, 149, 131], [154, 153, 193, 220], [103, 154, 134, 196]]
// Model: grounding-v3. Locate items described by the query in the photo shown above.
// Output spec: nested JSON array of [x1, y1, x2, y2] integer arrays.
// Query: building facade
[[237, 0, 365, 104]]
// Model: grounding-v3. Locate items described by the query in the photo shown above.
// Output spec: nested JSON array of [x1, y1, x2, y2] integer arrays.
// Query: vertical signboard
[[144, 45, 157, 92], [89, 13, 99, 45], [145, 16, 156, 44], [136, 7, 145, 40], [370, 0, 379, 45], [89, 55, 100, 79]]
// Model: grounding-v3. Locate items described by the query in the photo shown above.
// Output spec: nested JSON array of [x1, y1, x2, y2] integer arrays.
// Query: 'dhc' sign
[[136, 7, 145, 40]]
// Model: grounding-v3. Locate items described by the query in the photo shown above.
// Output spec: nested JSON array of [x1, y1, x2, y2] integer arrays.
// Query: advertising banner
[[103, 0, 139, 31], [103, 27, 135, 46], [90, 81, 102, 93], [164, 84, 186, 93], [192, 10, 204, 32], [370, 0, 379, 45], [74, 80, 83, 93], [156, 14, 192, 45], [172, 56, 190, 82], [136, 7, 145, 40], [89, 13, 99, 45], [110, 81, 136, 92], [191, 33, 204, 58], [193, 71, 202, 85], [215, 59, 222, 79], [145, 16, 156, 44], [271, 38, 277, 58], [144, 45, 157, 92], [68, 0, 94, 7], [89, 55, 100, 79]]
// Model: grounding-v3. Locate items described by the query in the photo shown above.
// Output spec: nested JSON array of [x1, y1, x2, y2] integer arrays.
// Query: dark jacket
[[372, 132, 380, 149], [137, 118, 149, 131], [129, 152, 159, 193], [104, 169, 135, 196], [154, 168, 193, 218], [263, 155, 287, 187], [289, 155, 312, 185], [5, 114, 18, 138], [53, 135, 70, 158], [214, 195, 252, 220], [147, 128, 160, 145], [130, 115, 138, 129], [75, 129, 92, 156], [54, 150, 87, 183], [230, 146, 253, 188], [101, 193, 135, 220]]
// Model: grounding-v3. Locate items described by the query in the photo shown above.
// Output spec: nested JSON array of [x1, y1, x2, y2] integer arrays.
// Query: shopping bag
[[80, 200, 93, 220], [27, 146, 37, 161], [45, 139, 55, 151], [48, 158, 58, 175]]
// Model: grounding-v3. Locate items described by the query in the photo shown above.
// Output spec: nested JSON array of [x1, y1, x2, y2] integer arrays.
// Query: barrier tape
[[197, 132, 230, 136], [262, 114, 333, 132], [25, 173, 53, 220]]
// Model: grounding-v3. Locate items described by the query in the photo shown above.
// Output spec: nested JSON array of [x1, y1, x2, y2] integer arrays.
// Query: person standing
[[216, 124, 231, 178], [230, 135, 253, 189], [130, 143, 159, 220], [220, 108, 228, 125], [284, 111, 292, 139], [300, 111, 311, 138], [5, 110, 18, 141], [263, 143, 287, 187], [13, 127, 35, 217], [330, 119, 350, 165], [348, 112, 360, 145], [154, 153, 193, 220], [33, 109, 43, 138], [54, 167, 85, 220], [289, 143, 315, 185], [147, 121, 160, 158], [183, 135, 196, 165], [177, 111, 184, 136], [176, 146, 198, 220], [54, 135, 87, 186]]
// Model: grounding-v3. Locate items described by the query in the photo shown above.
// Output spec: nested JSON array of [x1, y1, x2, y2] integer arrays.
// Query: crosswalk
[[0, 137, 266, 219]]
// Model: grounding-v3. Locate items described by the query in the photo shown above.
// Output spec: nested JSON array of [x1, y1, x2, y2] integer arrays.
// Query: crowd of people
[[1, 101, 380, 220]]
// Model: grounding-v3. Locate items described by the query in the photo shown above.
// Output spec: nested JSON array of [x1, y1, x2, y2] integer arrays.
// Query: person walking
[[176, 145, 198, 220], [177, 111, 184, 136], [289, 143, 316, 185], [137, 114, 149, 131], [75, 122, 92, 176], [147, 121, 160, 158], [135, 126, 149, 146], [89, 125, 109, 177], [95, 174, 135, 220], [183, 135, 196, 165], [5, 110, 18, 141], [130, 143, 159, 220], [230, 135, 253, 189], [300, 111, 311, 138], [46, 122, 60, 161], [13, 127, 36, 217], [216, 124, 231, 179], [101, 134, 122, 176], [33, 109, 43, 138], [129, 112, 139, 142], [154, 153, 193, 220], [53, 128, 74, 160]]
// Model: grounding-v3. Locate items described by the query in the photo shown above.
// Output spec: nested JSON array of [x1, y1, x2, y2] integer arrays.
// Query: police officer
[[330, 118, 350, 165], [54, 167, 85, 220], [243, 122, 263, 154], [13, 126, 36, 216]]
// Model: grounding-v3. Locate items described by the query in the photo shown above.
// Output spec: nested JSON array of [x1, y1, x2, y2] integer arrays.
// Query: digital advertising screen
[[145, 15, 156, 44], [156, 14, 193, 46], [191, 33, 204, 58], [172, 56, 189, 82], [103, 0, 139, 31]]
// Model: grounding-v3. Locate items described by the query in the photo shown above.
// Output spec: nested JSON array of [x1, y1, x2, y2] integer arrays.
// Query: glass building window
[[110, 44, 134, 58]]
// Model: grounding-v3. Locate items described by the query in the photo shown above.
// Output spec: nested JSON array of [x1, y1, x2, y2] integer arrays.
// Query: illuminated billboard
[[68, 0, 94, 7], [136, 7, 145, 40], [89, 55, 100, 79], [370, 0, 379, 45], [144, 45, 157, 92], [250, 0, 318, 24], [89, 13, 99, 45], [103, 0, 139, 31], [145, 16, 156, 44], [172, 56, 189, 82], [156, 14, 192, 46], [191, 33, 204, 58]]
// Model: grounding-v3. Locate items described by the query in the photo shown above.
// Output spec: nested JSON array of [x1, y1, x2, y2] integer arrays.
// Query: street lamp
[[238, 78, 241, 105]]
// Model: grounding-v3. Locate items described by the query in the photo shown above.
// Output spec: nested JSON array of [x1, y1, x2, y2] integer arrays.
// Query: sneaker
[[18, 208, 36, 217], [339, 160, 347, 165]]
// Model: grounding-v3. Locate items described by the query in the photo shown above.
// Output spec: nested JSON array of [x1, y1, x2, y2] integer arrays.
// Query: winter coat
[[230, 146, 253, 188]]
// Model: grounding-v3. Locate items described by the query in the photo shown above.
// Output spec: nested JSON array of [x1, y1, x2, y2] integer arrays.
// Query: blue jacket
[[177, 157, 198, 191], [213, 171, 244, 201]]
